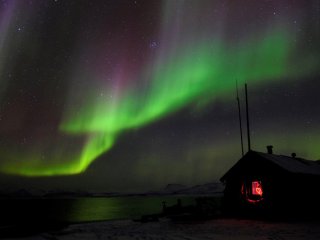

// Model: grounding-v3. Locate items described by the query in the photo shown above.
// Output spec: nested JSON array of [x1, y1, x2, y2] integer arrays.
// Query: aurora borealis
[[0, 0, 319, 191]]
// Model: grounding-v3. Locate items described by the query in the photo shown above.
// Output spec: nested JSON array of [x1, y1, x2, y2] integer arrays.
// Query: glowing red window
[[252, 181, 263, 196]]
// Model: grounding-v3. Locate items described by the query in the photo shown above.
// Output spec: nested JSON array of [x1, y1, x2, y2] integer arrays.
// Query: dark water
[[0, 196, 195, 226]]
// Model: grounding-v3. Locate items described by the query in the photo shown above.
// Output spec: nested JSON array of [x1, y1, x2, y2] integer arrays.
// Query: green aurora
[[1, 28, 318, 176]]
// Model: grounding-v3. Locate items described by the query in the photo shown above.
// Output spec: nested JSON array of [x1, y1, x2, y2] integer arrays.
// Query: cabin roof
[[255, 151, 320, 175], [221, 151, 320, 182]]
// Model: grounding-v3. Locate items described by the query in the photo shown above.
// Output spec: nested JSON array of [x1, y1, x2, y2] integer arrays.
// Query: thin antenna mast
[[245, 83, 251, 151], [236, 80, 244, 156]]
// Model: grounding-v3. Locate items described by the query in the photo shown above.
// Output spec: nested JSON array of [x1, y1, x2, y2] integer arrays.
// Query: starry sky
[[0, 0, 319, 192]]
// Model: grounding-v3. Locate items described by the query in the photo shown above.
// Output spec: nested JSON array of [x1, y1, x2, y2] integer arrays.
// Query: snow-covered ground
[[7, 218, 320, 240]]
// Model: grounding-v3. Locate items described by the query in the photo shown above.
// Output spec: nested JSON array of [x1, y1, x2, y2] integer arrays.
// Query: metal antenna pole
[[245, 83, 251, 151], [236, 80, 244, 156]]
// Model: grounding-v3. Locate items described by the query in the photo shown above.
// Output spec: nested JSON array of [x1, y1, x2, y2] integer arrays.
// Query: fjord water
[[0, 196, 195, 225], [65, 196, 195, 222]]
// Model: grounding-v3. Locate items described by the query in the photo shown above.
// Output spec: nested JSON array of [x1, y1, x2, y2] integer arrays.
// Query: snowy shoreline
[[6, 217, 320, 240]]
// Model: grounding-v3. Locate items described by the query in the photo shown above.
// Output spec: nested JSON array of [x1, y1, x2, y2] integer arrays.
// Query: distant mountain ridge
[[163, 184, 188, 192], [0, 182, 224, 198], [160, 182, 224, 195]]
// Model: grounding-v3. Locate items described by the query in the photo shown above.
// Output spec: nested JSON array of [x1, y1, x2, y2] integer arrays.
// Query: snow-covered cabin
[[220, 147, 320, 217]]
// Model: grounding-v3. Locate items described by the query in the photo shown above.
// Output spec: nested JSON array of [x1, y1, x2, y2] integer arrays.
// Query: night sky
[[0, 0, 319, 192]]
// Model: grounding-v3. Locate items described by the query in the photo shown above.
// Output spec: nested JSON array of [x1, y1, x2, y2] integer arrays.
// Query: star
[[149, 41, 158, 49]]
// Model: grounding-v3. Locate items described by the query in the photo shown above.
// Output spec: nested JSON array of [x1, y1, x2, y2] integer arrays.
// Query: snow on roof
[[255, 151, 320, 176]]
